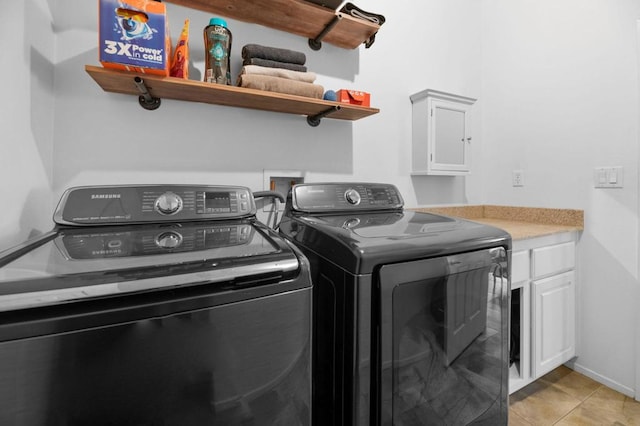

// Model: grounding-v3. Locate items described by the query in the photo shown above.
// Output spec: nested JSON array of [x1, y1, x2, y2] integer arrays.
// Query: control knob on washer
[[155, 192, 183, 215], [344, 189, 361, 205]]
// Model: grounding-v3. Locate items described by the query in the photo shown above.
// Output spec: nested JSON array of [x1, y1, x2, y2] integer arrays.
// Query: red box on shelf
[[337, 90, 371, 107]]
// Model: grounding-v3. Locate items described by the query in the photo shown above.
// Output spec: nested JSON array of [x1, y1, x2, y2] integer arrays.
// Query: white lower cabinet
[[532, 271, 576, 378], [509, 232, 578, 394]]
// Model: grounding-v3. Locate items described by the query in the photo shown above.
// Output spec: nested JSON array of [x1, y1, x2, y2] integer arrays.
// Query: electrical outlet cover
[[512, 170, 524, 187]]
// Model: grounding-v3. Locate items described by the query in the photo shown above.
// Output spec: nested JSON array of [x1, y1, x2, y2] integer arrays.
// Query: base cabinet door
[[532, 271, 576, 378]]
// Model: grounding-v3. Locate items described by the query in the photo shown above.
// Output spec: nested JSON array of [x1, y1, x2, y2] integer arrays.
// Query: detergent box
[[337, 89, 371, 107], [99, 0, 171, 76]]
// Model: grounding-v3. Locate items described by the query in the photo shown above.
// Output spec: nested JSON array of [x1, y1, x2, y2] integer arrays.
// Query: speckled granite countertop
[[411, 205, 584, 240]]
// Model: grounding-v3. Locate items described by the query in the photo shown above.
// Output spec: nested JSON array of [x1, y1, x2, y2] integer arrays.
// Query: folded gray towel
[[237, 74, 324, 99], [242, 44, 306, 65], [242, 58, 308, 72]]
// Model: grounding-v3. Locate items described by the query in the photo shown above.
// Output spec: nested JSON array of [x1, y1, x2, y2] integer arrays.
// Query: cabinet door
[[429, 99, 471, 174], [410, 89, 476, 176], [532, 271, 576, 377]]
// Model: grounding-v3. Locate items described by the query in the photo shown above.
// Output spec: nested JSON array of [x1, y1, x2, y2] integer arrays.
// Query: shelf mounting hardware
[[133, 76, 161, 110], [308, 14, 343, 51], [307, 105, 341, 127]]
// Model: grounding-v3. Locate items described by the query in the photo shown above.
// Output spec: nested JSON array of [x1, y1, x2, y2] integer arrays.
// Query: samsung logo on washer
[[91, 194, 121, 199]]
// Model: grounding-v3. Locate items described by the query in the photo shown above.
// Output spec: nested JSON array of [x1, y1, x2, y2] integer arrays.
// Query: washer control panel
[[54, 185, 256, 226], [290, 183, 404, 213]]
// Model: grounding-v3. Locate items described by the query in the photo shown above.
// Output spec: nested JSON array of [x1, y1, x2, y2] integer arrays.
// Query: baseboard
[[568, 360, 635, 399]]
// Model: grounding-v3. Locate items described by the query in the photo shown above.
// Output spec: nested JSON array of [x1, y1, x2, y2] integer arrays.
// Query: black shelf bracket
[[307, 105, 341, 127], [309, 13, 343, 51], [134, 76, 161, 110]]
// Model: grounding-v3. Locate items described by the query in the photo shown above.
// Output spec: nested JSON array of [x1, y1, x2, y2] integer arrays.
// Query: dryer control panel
[[290, 183, 404, 213], [54, 185, 257, 226]]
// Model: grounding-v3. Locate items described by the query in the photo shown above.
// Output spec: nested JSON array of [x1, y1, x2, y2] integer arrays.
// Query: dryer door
[[376, 247, 509, 426]]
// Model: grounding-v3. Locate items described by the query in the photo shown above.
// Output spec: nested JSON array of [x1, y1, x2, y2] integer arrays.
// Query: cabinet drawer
[[532, 242, 575, 278], [511, 250, 530, 284]]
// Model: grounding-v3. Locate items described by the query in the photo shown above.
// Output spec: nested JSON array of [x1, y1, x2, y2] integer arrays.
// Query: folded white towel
[[237, 74, 324, 99], [239, 65, 317, 83]]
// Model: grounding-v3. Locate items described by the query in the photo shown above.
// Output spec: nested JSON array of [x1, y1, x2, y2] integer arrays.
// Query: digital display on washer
[[369, 188, 390, 202], [204, 192, 232, 212]]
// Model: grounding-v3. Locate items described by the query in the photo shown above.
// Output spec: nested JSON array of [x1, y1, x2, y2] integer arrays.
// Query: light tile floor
[[509, 366, 640, 425]]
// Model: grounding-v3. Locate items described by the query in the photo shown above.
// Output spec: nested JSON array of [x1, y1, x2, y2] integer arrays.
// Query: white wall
[[0, 1, 55, 253], [637, 17, 640, 406], [481, 0, 640, 397]]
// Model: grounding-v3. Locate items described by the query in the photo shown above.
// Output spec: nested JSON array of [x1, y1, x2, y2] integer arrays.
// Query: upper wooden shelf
[[85, 65, 379, 124], [164, 0, 380, 50]]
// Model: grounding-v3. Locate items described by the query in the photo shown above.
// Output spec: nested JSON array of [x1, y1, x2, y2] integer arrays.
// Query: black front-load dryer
[[278, 182, 511, 426]]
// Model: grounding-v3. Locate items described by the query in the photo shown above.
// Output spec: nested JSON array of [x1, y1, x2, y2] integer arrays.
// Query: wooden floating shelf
[[85, 65, 380, 123], [164, 0, 380, 50]]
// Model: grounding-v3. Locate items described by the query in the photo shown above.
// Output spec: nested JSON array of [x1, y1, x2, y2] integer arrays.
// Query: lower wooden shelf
[[85, 65, 379, 124]]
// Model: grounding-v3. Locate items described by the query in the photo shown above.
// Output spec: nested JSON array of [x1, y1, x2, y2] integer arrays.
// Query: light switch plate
[[594, 166, 623, 188]]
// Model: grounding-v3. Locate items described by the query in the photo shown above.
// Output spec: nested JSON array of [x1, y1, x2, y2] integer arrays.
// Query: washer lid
[[314, 210, 460, 238], [280, 210, 511, 274], [0, 220, 302, 311]]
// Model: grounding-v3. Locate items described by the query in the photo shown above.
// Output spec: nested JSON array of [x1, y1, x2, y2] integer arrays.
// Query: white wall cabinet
[[509, 232, 578, 394], [410, 89, 476, 176]]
